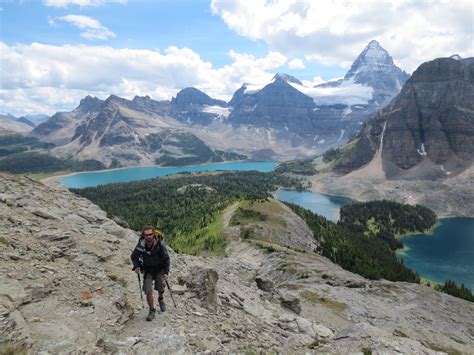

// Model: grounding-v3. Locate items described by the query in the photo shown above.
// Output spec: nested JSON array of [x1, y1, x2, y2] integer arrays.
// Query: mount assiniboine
[[28, 41, 408, 167]]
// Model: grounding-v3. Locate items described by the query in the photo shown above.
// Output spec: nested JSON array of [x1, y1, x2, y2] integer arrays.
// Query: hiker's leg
[[143, 273, 155, 310], [146, 292, 154, 309], [155, 272, 166, 311], [155, 272, 165, 299]]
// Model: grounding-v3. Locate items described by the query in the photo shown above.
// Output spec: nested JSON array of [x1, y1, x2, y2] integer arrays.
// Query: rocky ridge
[[1, 173, 473, 353]]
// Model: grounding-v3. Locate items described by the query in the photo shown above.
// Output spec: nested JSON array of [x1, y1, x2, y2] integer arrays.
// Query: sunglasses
[[143, 233, 154, 237]]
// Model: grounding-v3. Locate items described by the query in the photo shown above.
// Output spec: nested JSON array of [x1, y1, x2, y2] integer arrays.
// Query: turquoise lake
[[275, 189, 352, 222], [59, 161, 276, 188], [397, 218, 474, 290], [59, 161, 474, 290]]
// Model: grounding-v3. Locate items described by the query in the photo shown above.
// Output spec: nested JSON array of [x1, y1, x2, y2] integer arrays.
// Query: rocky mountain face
[[30, 93, 242, 167], [1, 173, 473, 353], [169, 87, 229, 125], [325, 56, 474, 180], [228, 74, 316, 134], [227, 41, 408, 152]]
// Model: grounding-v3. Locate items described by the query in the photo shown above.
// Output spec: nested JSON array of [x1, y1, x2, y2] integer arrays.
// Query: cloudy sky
[[1, 0, 473, 116]]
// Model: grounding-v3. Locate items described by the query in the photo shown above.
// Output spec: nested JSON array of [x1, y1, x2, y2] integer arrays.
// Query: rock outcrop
[[1, 172, 473, 353], [325, 56, 474, 180]]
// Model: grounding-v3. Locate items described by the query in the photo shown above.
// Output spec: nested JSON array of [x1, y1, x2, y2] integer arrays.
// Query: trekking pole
[[137, 272, 145, 308], [165, 281, 177, 308]]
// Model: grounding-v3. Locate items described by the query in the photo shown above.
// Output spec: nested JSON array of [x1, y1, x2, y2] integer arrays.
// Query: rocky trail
[[1, 172, 473, 354]]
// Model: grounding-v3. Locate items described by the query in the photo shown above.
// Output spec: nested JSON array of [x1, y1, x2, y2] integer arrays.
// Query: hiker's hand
[[163, 274, 169, 281], [135, 267, 141, 274]]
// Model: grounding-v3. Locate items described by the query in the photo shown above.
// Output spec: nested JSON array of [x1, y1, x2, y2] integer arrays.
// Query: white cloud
[[0, 42, 287, 116], [48, 16, 56, 26], [288, 58, 305, 69], [44, 0, 127, 8], [211, 0, 474, 72], [301, 76, 326, 87], [57, 15, 116, 40]]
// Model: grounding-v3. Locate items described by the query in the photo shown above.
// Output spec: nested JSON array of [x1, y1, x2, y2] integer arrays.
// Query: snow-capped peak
[[450, 54, 462, 61], [342, 40, 409, 94], [272, 73, 303, 86]]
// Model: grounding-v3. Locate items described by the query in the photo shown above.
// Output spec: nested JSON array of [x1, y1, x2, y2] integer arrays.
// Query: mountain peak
[[272, 73, 303, 86], [367, 39, 381, 48], [104, 94, 131, 106], [75, 95, 103, 114], [172, 87, 226, 107], [355, 40, 392, 65], [343, 40, 409, 96]]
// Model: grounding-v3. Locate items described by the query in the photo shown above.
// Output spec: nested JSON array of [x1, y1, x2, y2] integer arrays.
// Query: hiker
[[131, 225, 170, 321]]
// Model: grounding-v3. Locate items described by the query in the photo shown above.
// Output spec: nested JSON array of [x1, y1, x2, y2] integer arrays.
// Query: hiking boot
[[146, 309, 155, 321], [158, 298, 166, 312]]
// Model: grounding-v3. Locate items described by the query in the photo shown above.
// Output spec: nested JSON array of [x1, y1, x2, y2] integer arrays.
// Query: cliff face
[[382, 57, 474, 177], [327, 57, 474, 180], [1, 173, 473, 354]]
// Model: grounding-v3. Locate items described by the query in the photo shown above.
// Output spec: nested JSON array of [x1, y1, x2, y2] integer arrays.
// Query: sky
[[0, 0, 473, 116]]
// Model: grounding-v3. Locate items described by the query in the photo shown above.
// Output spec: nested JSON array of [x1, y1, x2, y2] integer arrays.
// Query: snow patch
[[288, 78, 373, 106], [342, 107, 352, 118], [313, 135, 319, 142], [317, 139, 325, 144], [201, 105, 230, 118], [284, 124, 289, 132], [417, 143, 428, 156], [336, 129, 345, 143], [440, 165, 451, 175]]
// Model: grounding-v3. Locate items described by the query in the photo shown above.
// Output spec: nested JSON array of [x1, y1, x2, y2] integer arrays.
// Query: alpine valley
[[1, 34, 474, 355]]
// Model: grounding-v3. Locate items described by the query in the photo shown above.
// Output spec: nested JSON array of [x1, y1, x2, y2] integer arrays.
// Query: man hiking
[[131, 225, 170, 321]]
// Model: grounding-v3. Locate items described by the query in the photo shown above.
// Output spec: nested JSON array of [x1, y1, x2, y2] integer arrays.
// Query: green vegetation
[[322, 146, 342, 163], [0, 132, 54, 157], [0, 132, 106, 174], [148, 130, 246, 166], [0, 343, 28, 355], [72, 171, 303, 255], [339, 200, 437, 250], [435, 280, 474, 302], [286, 202, 420, 283], [0, 151, 105, 174], [275, 159, 316, 175], [230, 207, 267, 226]]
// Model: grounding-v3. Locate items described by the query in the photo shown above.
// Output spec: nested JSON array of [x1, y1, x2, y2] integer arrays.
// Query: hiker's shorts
[[143, 271, 165, 294]]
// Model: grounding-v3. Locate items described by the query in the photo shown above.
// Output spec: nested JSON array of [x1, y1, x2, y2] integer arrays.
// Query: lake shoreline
[[40, 160, 266, 185]]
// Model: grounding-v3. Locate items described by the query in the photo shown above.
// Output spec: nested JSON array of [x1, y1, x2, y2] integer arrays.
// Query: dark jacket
[[131, 236, 170, 276]]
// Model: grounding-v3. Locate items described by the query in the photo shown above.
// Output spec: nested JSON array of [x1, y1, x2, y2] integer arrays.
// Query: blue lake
[[397, 218, 474, 289], [59, 161, 277, 188], [275, 189, 352, 222]]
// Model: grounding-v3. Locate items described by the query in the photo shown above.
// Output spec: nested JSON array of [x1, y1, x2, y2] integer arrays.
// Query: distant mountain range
[[0, 114, 49, 132], [323, 56, 474, 180], [23, 40, 411, 167]]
